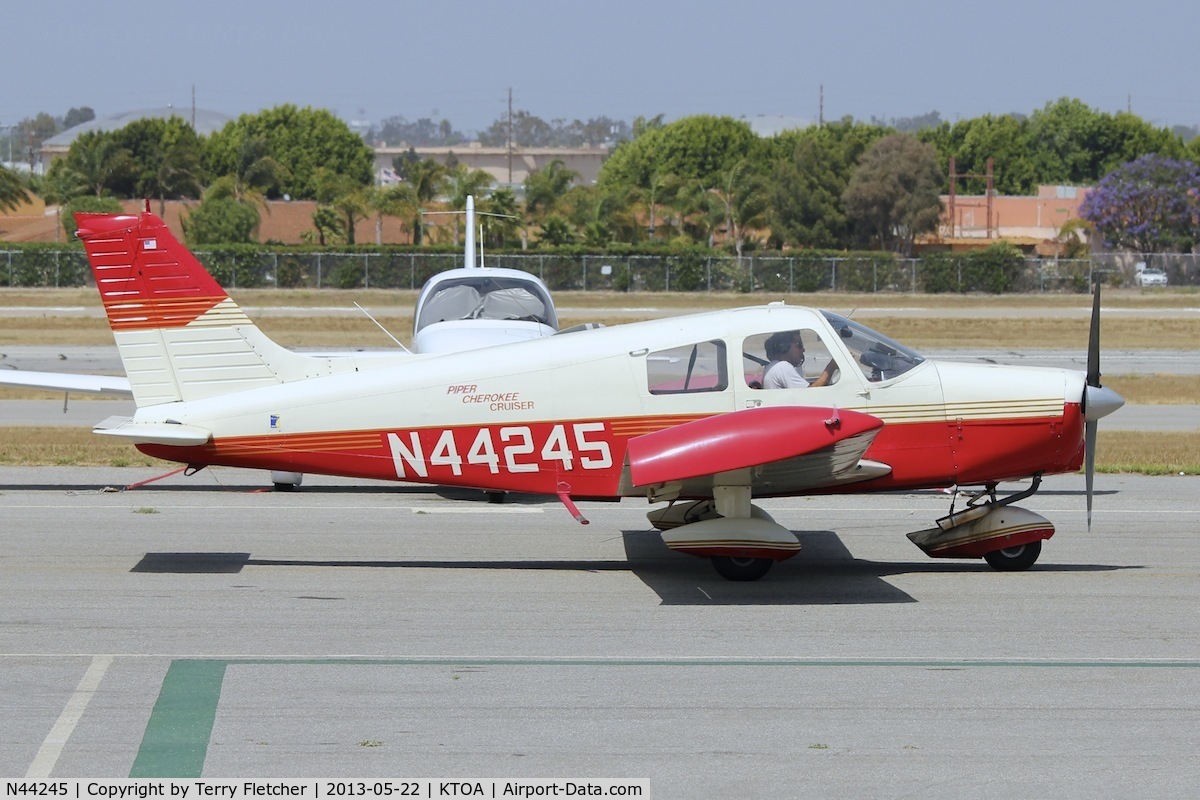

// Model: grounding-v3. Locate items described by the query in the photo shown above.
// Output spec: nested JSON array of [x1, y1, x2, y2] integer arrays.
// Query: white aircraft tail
[[76, 211, 337, 408]]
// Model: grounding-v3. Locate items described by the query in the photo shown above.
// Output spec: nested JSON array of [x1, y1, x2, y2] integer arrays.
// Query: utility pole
[[192, 84, 196, 129], [507, 87, 513, 186], [818, 84, 824, 128], [947, 156, 995, 239]]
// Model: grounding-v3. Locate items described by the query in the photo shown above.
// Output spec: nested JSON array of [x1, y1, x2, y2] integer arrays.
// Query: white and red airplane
[[18, 209, 1126, 580]]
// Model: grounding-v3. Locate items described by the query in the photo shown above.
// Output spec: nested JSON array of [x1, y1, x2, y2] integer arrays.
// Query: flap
[[626, 406, 883, 488]]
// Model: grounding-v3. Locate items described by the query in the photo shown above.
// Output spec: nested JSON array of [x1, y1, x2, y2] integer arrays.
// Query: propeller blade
[[1087, 280, 1102, 387], [1085, 420, 1097, 530]]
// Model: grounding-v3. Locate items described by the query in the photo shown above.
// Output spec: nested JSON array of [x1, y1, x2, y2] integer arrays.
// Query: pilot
[[762, 330, 837, 389]]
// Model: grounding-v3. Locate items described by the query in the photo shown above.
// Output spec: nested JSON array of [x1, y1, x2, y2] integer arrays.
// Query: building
[[38, 107, 234, 168], [373, 143, 610, 188], [936, 185, 1092, 255]]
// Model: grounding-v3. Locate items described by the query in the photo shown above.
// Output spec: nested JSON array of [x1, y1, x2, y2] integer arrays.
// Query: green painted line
[[130, 659, 226, 778], [211, 656, 1200, 669], [130, 654, 1200, 777]]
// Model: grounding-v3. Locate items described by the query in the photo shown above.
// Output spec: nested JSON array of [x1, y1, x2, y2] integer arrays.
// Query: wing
[[625, 405, 890, 496], [0, 370, 133, 397]]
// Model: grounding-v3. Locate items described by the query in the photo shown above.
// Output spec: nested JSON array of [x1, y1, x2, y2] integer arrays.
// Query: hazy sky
[[3, 0, 1195, 134]]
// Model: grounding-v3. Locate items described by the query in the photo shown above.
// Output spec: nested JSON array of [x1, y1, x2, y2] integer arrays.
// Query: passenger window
[[743, 329, 839, 389], [647, 340, 728, 395]]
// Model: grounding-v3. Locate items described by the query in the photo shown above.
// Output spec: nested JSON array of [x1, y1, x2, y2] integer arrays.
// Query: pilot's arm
[[809, 359, 838, 388]]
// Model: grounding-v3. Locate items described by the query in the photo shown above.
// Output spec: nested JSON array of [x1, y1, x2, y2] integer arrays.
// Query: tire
[[983, 540, 1042, 571], [711, 555, 774, 581], [273, 482, 296, 492]]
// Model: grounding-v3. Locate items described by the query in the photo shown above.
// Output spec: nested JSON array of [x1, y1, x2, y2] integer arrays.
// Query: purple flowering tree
[[1079, 154, 1200, 253]]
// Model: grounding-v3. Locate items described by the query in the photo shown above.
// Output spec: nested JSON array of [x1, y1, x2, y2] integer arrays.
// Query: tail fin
[[76, 211, 333, 407]]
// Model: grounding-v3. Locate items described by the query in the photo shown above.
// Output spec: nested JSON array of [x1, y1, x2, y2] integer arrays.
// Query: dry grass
[[4, 285, 1198, 309], [1097, 431, 1200, 475], [4, 286, 1200, 349], [0, 426, 1194, 474], [17, 312, 1197, 349], [1103, 375, 1200, 405], [0, 427, 159, 467]]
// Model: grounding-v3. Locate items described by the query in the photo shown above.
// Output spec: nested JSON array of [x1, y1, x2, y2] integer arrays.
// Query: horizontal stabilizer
[[93, 415, 211, 446], [626, 406, 883, 488]]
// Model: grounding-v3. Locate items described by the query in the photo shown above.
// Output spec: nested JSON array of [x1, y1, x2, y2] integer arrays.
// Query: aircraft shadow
[[129, 529, 1133, 606]]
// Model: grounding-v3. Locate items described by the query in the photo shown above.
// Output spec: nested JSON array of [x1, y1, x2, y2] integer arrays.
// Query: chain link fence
[[3, 248, 1198, 292]]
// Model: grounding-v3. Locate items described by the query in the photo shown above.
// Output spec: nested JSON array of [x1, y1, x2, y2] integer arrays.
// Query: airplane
[[412, 195, 558, 354], [16, 208, 1125, 580]]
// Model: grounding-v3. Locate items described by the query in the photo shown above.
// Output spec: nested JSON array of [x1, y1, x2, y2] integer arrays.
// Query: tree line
[[4, 98, 1200, 255]]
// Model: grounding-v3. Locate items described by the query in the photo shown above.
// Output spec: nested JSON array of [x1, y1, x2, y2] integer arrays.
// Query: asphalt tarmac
[[2, 467, 1198, 796]]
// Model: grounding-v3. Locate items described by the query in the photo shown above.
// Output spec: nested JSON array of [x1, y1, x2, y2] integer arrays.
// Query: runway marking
[[25, 654, 112, 779], [124, 654, 1200, 777], [130, 660, 226, 779], [2, 504, 545, 514]]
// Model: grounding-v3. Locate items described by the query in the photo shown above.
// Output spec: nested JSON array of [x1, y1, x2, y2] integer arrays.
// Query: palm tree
[[404, 159, 448, 245], [228, 135, 289, 208], [709, 159, 769, 260], [479, 188, 522, 249], [368, 183, 418, 244], [524, 160, 578, 219], [145, 137, 205, 216], [0, 164, 30, 213], [67, 131, 135, 198], [446, 165, 494, 245], [314, 168, 370, 245]]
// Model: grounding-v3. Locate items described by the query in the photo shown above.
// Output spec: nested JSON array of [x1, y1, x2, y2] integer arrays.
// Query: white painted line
[[25, 654, 113, 779], [3, 504, 544, 514], [409, 507, 543, 514]]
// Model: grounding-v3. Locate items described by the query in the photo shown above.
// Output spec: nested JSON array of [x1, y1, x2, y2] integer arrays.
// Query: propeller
[[1081, 280, 1126, 528]]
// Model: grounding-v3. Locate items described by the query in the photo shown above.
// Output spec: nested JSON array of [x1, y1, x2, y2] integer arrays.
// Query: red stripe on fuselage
[[135, 404, 1085, 496]]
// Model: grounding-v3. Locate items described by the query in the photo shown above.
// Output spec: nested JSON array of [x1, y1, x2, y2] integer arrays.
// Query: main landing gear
[[646, 490, 801, 582], [907, 477, 1054, 571], [271, 471, 304, 492]]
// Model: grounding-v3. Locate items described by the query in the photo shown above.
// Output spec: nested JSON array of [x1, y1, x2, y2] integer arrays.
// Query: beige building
[[373, 143, 610, 187]]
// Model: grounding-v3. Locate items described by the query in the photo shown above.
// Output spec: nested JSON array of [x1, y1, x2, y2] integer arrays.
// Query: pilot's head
[[766, 330, 804, 364]]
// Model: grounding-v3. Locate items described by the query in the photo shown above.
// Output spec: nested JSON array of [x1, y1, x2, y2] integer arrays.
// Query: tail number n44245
[[388, 423, 612, 479]]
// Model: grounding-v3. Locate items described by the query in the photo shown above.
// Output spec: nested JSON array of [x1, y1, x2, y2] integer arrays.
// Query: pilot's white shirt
[[763, 360, 810, 389]]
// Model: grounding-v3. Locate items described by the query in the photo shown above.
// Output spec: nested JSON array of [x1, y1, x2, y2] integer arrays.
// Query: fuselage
[[132, 304, 1087, 497]]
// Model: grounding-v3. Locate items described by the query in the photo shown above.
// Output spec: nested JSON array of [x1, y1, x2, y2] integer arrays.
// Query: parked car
[[1136, 268, 1168, 287]]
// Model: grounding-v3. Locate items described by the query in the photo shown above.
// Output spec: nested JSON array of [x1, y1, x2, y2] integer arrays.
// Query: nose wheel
[[710, 555, 774, 581], [983, 540, 1042, 571]]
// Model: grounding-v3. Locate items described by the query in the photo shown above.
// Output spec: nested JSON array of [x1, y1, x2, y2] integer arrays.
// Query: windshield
[[416, 275, 557, 331], [821, 311, 925, 382]]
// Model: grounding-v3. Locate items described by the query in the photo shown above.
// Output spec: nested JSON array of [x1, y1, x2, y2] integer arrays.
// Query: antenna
[[465, 195, 476, 268], [353, 302, 410, 352]]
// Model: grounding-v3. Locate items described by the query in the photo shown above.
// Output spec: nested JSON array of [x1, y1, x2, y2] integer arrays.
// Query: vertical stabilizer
[[76, 211, 340, 407]]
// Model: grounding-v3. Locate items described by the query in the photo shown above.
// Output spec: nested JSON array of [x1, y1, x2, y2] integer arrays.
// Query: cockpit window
[[647, 340, 728, 395], [822, 311, 925, 382], [416, 276, 557, 331]]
